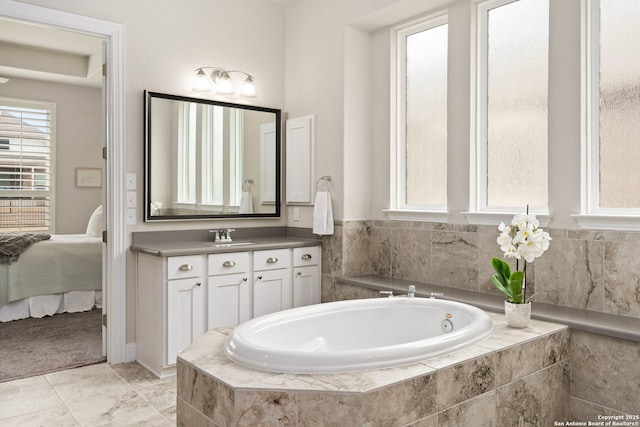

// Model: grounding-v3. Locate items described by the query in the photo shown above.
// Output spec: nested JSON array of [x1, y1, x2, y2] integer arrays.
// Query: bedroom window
[[0, 99, 55, 232], [474, 0, 549, 214], [389, 14, 448, 221], [583, 0, 640, 216]]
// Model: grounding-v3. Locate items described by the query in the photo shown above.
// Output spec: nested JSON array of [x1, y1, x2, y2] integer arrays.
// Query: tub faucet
[[429, 292, 444, 299], [408, 285, 415, 298], [379, 290, 394, 298]]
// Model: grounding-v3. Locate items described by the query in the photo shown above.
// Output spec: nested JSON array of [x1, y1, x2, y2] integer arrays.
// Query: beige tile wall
[[322, 220, 640, 420]]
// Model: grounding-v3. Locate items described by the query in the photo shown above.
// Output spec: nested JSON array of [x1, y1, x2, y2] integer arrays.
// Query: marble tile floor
[[0, 362, 176, 426]]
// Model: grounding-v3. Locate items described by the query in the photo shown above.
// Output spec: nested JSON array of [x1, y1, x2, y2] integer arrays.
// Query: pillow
[[86, 205, 103, 238]]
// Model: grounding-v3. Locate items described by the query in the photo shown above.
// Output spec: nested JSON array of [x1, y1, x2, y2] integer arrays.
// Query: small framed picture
[[76, 168, 102, 188]]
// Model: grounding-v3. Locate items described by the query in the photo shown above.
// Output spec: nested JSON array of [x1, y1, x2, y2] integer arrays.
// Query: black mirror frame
[[143, 90, 282, 221]]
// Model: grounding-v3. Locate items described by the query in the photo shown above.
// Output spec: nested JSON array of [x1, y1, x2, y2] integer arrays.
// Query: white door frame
[[0, 0, 127, 364]]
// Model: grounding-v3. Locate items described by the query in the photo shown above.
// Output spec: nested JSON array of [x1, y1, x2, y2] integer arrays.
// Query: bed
[[0, 206, 103, 322]]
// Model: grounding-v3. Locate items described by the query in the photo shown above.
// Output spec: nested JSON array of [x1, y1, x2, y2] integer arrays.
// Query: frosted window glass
[[405, 23, 447, 207], [598, 0, 640, 208], [485, 0, 548, 209]]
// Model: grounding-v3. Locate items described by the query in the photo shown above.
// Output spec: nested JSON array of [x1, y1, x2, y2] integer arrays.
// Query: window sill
[[572, 214, 640, 231], [383, 209, 450, 222], [463, 211, 552, 228]]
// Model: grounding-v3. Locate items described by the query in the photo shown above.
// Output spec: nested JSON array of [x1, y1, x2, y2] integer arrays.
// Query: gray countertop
[[130, 236, 320, 257], [338, 275, 640, 343]]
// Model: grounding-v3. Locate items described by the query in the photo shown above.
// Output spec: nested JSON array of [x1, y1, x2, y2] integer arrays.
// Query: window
[[390, 14, 448, 218], [0, 99, 55, 231], [584, 0, 640, 214], [175, 103, 240, 210], [475, 0, 549, 213]]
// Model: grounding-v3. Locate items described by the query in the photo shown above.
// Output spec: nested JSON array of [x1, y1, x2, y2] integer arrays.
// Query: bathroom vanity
[[131, 235, 321, 378]]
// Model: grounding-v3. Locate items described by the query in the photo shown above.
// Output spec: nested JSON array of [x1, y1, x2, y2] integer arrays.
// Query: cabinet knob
[[222, 260, 236, 268], [242, 277, 248, 282], [179, 264, 193, 271], [266, 257, 278, 264], [257, 275, 263, 280], [296, 271, 302, 276], [301, 254, 312, 260], [196, 282, 202, 287]]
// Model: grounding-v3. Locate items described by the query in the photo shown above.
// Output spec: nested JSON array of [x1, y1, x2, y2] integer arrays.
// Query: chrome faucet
[[210, 228, 235, 243], [408, 285, 415, 298], [379, 290, 394, 298], [429, 292, 444, 299]]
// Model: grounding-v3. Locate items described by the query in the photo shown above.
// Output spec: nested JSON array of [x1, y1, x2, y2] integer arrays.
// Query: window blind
[[0, 102, 53, 231]]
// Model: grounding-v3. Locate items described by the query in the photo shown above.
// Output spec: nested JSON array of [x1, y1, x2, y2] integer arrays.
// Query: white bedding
[[0, 234, 102, 310], [0, 290, 102, 322]]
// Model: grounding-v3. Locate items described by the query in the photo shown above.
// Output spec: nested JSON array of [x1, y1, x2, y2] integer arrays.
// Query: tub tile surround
[[325, 220, 640, 320], [570, 330, 640, 416], [177, 314, 570, 426], [321, 220, 640, 421]]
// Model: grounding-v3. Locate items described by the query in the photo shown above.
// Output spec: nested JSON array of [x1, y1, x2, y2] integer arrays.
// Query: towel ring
[[242, 179, 253, 192], [316, 175, 331, 191]]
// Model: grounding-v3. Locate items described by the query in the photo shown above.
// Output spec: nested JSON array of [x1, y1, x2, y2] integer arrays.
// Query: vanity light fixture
[[193, 67, 256, 98]]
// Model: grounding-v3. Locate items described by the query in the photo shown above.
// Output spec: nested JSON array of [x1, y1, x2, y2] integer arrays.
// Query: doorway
[[0, 1, 127, 365]]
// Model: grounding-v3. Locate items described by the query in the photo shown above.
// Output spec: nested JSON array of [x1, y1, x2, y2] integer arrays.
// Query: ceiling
[[0, 17, 104, 88]]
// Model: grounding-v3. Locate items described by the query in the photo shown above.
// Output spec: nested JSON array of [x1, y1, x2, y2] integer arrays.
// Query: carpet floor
[[0, 309, 105, 382]]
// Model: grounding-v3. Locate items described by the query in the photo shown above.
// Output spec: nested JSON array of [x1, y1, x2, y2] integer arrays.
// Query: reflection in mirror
[[144, 91, 281, 221]]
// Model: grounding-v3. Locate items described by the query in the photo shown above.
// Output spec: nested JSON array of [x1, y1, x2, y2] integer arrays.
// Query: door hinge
[[102, 146, 107, 160], [102, 230, 107, 244], [102, 313, 107, 327], [102, 63, 107, 77]]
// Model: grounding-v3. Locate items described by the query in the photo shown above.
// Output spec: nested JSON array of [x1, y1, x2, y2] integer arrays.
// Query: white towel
[[312, 191, 334, 235], [239, 191, 253, 214]]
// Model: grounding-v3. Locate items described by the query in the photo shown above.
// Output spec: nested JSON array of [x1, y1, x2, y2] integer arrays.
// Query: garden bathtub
[[224, 297, 493, 374]]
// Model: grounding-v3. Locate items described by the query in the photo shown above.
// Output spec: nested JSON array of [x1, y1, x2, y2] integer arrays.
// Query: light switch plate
[[126, 191, 136, 208], [125, 208, 136, 225], [126, 173, 136, 190]]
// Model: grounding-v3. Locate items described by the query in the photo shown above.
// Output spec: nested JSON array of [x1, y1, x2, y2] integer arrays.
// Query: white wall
[[284, 0, 461, 226], [0, 76, 102, 234], [14, 0, 287, 228], [11, 0, 286, 342], [285, 0, 584, 229]]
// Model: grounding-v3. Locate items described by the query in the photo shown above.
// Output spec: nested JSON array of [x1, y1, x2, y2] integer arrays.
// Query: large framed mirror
[[144, 91, 281, 221]]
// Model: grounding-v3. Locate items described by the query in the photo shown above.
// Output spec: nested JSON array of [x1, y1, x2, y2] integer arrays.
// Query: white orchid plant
[[491, 212, 551, 304]]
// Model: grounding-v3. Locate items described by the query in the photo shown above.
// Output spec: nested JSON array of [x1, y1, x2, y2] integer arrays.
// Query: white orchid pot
[[504, 300, 531, 328]]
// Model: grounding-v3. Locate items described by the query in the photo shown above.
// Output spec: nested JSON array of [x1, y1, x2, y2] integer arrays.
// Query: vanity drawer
[[167, 255, 204, 280], [254, 249, 291, 271], [293, 246, 319, 267], [208, 252, 250, 276]]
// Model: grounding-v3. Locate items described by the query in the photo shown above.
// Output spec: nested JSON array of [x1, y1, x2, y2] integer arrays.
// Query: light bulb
[[215, 73, 234, 95], [192, 69, 211, 92], [240, 76, 257, 98]]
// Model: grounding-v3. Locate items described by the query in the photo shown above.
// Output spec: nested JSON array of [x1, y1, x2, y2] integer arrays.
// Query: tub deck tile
[[177, 314, 571, 426]]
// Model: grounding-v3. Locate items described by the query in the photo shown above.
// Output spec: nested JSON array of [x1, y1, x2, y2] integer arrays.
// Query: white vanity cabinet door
[[207, 273, 251, 329], [253, 249, 292, 317], [207, 252, 251, 329], [292, 246, 321, 307], [253, 269, 292, 317], [293, 266, 320, 307], [166, 276, 206, 366]]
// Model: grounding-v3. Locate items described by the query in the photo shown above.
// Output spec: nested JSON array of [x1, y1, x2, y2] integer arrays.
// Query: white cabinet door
[[167, 277, 205, 365], [253, 269, 292, 318], [286, 115, 316, 204], [293, 265, 320, 308], [207, 273, 251, 329]]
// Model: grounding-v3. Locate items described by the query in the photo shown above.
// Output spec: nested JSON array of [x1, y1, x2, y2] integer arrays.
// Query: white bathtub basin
[[224, 297, 493, 374]]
